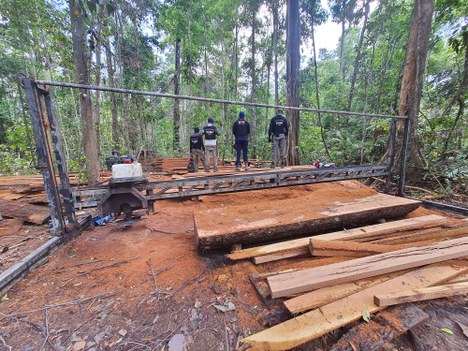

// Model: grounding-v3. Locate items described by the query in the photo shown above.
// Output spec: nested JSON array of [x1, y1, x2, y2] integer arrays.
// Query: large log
[[268, 236, 468, 298], [241, 265, 466, 351], [0, 199, 50, 225], [227, 214, 447, 261], [195, 192, 421, 250]]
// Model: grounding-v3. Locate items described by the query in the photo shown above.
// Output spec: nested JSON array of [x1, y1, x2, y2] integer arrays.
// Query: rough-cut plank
[[241, 265, 466, 351], [309, 239, 407, 256], [284, 274, 395, 314], [227, 214, 447, 261], [0, 199, 50, 225], [195, 193, 421, 250], [330, 304, 428, 351], [370, 224, 468, 245], [0, 219, 24, 237], [374, 281, 468, 307], [268, 236, 468, 298], [253, 247, 310, 264]]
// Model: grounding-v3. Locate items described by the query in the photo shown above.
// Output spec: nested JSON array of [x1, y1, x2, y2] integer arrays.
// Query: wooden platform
[[194, 184, 421, 250]]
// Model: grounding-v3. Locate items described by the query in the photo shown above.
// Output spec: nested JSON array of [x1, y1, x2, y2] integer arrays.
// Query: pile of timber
[[230, 214, 468, 351], [194, 193, 422, 250]]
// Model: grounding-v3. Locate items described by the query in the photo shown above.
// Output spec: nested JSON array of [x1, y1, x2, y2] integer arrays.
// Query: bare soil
[[0, 178, 466, 351]]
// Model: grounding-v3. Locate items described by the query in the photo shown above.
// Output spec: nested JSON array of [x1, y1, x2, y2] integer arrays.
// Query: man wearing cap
[[190, 127, 208, 172], [268, 109, 289, 168], [232, 111, 251, 171], [202, 117, 221, 172]]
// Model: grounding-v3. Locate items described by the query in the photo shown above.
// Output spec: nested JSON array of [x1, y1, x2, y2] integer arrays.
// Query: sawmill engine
[[99, 153, 148, 220]]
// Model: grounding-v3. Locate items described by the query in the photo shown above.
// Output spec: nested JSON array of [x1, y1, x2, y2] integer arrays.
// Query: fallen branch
[[63, 257, 139, 284], [5, 292, 115, 318]]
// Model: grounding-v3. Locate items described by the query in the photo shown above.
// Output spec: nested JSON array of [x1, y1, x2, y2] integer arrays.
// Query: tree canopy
[[0, 0, 466, 199]]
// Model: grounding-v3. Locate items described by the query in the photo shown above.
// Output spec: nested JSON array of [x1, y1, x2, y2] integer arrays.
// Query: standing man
[[268, 109, 289, 168], [190, 127, 208, 172], [232, 111, 251, 171], [202, 117, 221, 172]]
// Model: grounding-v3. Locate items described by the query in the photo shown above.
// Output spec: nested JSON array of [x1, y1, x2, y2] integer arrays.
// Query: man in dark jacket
[[232, 111, 251, 171], [268, 109, 289, 168], [190, 127, 208, 172]]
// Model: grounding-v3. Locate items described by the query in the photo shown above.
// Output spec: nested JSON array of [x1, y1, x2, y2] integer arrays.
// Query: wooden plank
[[0, 199, 50, 225], [370, 224, 468, 245], [227, 214, 447, 261], [374, 281, 468, 307], [241, 265, 466, 351], [309, 239, 407, 254], [284, 274, 396, 314], [0, 219, 24, 237], [253, 247, 310, 264], [268, 236, 468, 298], [196, 193, 421, 250]]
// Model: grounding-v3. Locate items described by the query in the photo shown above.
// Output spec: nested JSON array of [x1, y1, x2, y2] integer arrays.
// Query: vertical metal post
[[398, 117, 411, 196], [385, 118, 397, 193], [43, 90, 76, 225], [22, 78, 64, 236]]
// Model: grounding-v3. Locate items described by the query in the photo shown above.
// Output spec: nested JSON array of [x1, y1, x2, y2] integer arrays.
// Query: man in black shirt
[[232, 111, 251, 171], [268, 109, 289, 168], [190, 127, 208, 172]]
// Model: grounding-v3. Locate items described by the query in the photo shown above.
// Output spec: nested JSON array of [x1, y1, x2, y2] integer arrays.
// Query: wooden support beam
[[227, 214, 447, 261], [268, 236, 468, 298], [242, 265, 466, 351], [374, 281, 468, 307]]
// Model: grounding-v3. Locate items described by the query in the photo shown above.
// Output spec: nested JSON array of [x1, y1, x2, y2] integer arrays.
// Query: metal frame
[[20, 78, 411, 233]]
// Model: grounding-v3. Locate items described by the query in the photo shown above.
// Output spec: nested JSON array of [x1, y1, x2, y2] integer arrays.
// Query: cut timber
[[370, 223, 468, 245], [241, 265, 466, 351], [253, 247, 310, 264], [284, 274, 395, 314], [227, 214, 448, 261], [0, 199, 50, 225], [268, 236, 468, 298], [0, 219, 24, 237], [374, 281, 468, 307], [196, 192, 421, 250], [309, 239, 409, 257]]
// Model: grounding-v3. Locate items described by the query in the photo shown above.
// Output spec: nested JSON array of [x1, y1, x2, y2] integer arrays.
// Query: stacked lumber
[[233, 214, 468, 350]]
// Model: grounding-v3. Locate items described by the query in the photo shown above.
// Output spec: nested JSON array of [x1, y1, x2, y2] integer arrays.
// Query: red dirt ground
[[0, 179, 466, 351]]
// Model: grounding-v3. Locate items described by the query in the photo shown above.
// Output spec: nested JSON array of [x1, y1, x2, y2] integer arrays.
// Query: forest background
[[0, 0, 466, 204]]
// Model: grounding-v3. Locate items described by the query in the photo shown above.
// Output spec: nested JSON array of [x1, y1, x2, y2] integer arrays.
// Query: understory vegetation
[[0, 0, 466, 203]]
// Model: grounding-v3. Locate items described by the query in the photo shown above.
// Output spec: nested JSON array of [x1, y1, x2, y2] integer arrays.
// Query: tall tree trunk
[[339, 15, 346, 79], [251, 5, 258, 159], [69, 1, 99, 184], [93, 6, 105, 158], [105, 42, 119, 149], [272, 0, 280, 105], [346, 0, 370, 111], [398, 0, 435, 178], [286, 0, 300, 165], [311, 19, 331, 159], [173, 38, 181, 154]]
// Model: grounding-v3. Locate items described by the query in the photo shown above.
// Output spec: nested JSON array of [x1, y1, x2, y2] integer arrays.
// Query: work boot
[[280, 161, 285, 168], [270, 163, 275, 169], [236, 165, 241, 171]]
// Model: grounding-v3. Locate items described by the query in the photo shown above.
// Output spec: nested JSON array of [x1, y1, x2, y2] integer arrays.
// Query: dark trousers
[[235, 139, 249, 166]]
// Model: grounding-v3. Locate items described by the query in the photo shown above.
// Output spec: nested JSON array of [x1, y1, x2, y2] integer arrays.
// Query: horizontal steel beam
[[35, 80, 406, 120], [146, 165, 388, 200], [72, 165, 389, 208]]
